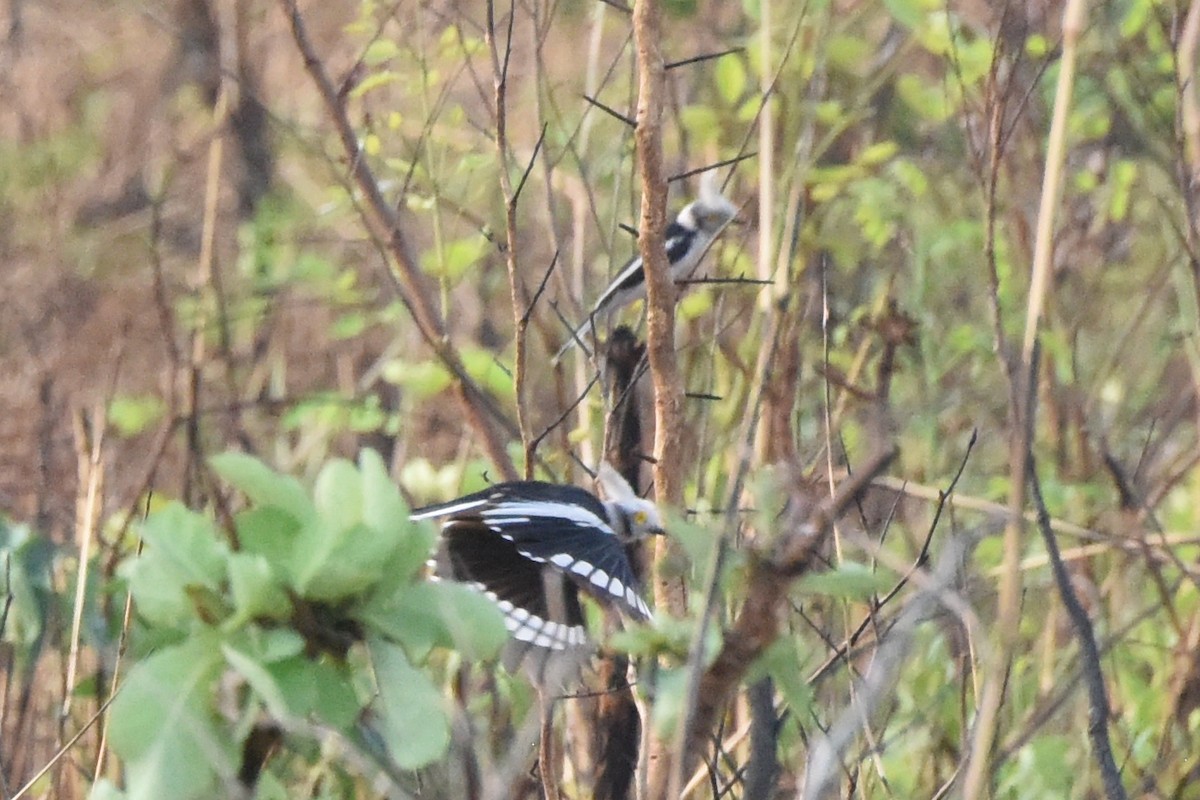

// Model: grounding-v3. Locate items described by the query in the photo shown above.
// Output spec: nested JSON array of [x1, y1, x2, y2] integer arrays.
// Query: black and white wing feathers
[[439, 519, 588, 650], [413, 481, 652, 652], [554, 209, 718, 362]]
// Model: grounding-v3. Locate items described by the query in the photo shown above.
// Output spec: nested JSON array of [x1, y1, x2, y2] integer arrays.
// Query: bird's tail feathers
[[698, 169, 722, 202], [552, 316, 596, 364]]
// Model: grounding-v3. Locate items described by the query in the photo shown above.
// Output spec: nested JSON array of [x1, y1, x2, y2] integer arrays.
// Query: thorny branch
[[674, 446, 898, 786], [280, 0, 519, 479], [630, 0, 691, 792], [486, 0, 534, 479], [800, 522, 978, 800]]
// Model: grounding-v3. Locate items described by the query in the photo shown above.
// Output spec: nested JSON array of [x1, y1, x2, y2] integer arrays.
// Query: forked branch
[[279, 0, 518, 479]]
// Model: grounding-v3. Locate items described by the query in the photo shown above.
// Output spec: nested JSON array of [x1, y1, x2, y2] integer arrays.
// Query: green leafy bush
[[103, 450, 506, 800]]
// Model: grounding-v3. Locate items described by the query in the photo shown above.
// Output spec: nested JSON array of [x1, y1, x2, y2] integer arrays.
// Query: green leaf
[[292, 520, 399, 601], [235, 507, 301, 583], [108, 394, 165, 437], [663, 511, 715, 579], [222, 642, 293, 720], [107, 636, 230, 800], [1108, 159, 1137, 222], [421, 235, 488, 280], [884, 0, 931, 28], [252, 771, 289, 800], [749, 638, 815, 716], [226, 553, 291, 626], [795, 562, 893, 599], [288, 453, 410, 597], [461, 346, 514, 399], [895, 73, 953, 123], [648, 666, 688, 737], [314, 458, 364, 534], [359, 449, 407, 532], [0, 521, 54, 651], [360, 581, 506, 661], [222, 641, 361, 730], [827, 34, 872, 70], [210, 453, 315, 522], [359, 450, 433, 584], [123, 504, 229, 627], [664, 0, 696, 17], [349, 70, 401, 99], [382, 358, 453, 398], [330, 311, 369, 340], [368, 638, 451, 769], [140, 504, 227, 589], [859, 140, 898, 167], [88, 779, 127, 800], [714, 55, 746, 105], [362, 39, 400, 66], [678, 289, 713, 321], [398, 458, 462, 500], [680, 105, 719, 147], [278, 656, 362, 728]]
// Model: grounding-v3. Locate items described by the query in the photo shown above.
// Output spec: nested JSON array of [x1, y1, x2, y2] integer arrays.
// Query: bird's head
[[609, 496, 665, 541], [596, 462, 666, 542], [680, 170, 737, 234]]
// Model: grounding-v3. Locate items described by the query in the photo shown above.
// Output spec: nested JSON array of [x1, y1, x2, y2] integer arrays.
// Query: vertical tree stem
[[485, 0, 534, 479], [757, 0, 775, 307], [962, 0, 1086, 796], [631, 0, 689, 793]]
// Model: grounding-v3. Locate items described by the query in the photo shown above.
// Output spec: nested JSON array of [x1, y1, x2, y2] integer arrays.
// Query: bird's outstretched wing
[[414, 482, 651, 652]]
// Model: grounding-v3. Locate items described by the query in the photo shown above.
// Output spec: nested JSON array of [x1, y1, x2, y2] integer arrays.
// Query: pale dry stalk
[[961, 0, 1087, 796]]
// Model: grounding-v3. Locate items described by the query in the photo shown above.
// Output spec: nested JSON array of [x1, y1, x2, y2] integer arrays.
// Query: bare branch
[[963, 1, 1088, 793], [665, 47, 743, 70], [800, 525, 978, 800], [581, 93, 637, 128], [673, 447, 897, 786], [279, 0, 519, 479], [1026, 456, 1128, 800], [667, 153, 758, 183], [487, 0, 534, 478]]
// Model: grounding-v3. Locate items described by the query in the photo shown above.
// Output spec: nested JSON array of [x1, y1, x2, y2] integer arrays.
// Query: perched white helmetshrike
[[555, 173, 737, 361], [411, 463, 661, 655]]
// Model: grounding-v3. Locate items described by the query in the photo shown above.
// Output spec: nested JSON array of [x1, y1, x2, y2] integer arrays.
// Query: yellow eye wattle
[[634, 511, 647, 525]]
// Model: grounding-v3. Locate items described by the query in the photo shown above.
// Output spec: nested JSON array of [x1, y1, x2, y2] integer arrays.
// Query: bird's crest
[[596, 461, 638, 503], [698, 169, 723, 204], [693, 170, 737, 231]]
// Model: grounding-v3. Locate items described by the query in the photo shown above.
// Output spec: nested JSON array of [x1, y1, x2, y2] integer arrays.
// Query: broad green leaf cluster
[[102, 450, 506, 800]]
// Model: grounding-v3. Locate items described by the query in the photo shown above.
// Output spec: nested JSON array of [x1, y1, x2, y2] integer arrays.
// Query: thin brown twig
[[1178, 0, 1200, 175], [279, 0, 519, 479], [664, 47, 743, 70], [581, 93, 637, 128], [11, 696, 118, 800], [666, 153, 758, 183], [486, 0, 534, 480], [537, 692, 562, 800], [671, 290, 793, 797], [61, 406, 105, 728], [672, 447, 898, 784]]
